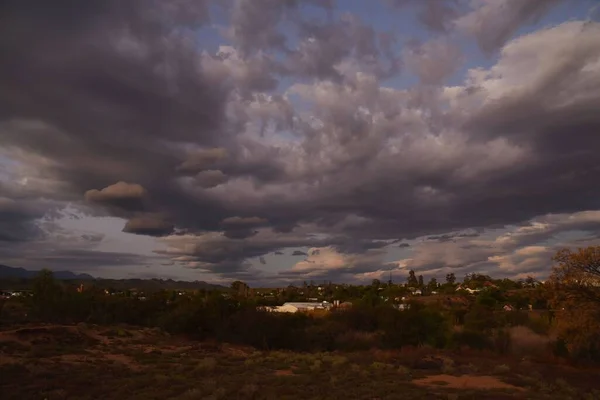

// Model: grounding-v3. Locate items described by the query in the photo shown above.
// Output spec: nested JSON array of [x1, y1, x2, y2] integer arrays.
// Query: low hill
[[0, 264, 226, 291], [0, 264, 94, 280]]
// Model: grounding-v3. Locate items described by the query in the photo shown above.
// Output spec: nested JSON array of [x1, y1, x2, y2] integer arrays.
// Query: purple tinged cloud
[[1, 0, 600, 285]]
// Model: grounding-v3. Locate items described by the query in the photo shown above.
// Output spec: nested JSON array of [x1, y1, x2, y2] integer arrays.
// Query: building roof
[[282, 302, 325, 308]]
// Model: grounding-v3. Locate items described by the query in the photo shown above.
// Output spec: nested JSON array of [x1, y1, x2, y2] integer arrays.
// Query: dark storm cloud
[[220, 216, 268, 239], [286, 15, 400, 81], [84, 181, 148, 213], [3, 247, 161, 272], [0, 0, 235, 238], [193, 170, 229, 189], [1, 0, 599, 282], [292, 250, 308, 256], [426, 231, 480, 242], [0, 198, 58, 242], [398, 243, 410, 248], [332, 239, 389, 254], [156, 231, 349, 278], [122, 214, 175, 237]]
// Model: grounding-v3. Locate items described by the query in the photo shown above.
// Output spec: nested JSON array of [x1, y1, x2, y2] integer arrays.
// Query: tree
[[407, 270, 418, 287], [231, 281, 249, 299], [371, 279, 381, 289], [427, 278, 438, 292], [31, 269, 63, 321], [524, 276, 537, 288], [551, 247, 600, 302], [418, 275, 424, 288], [548, 246, 600, 360], [445, 273, 456, 285]]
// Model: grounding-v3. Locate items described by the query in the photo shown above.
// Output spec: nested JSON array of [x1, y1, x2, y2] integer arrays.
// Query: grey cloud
[[193, 170, 229, 188], [223, 229, 258, 239], [221, 216, 269, 227], [221, 216, 269, 239], [84, 181, 147, 212], [0, 230, 162, 273], [404, 37, 463, 85], [292, 250, 308, 256], [122, 214, 175, 237], [398, 243, 410, 248], [455, 0, 564, 54], [225, 0, 334, 55], [155, 231, 345, 279], [0, 198, 58, 242], [286, 15, 400, 80], [426, 230, 480, 242], [226, 0, 298, 54], [80, 233, 105, 243], [259, 256, 267, 265], [2, 0, 600, 283], [176, 148, 228, 175], [388, 0, 462, 33], [0, 0, 236, 241], [273, 251, 284, 255]]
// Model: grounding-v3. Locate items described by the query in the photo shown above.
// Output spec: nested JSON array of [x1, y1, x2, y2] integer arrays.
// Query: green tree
[[231, 281, 249, 299], [427, 278, 438, 292], [418, 275, 424, 288], [31, 269, 63, 321], [407, 270, 418, 287], [525, 276, 537, 288], [445, 273, 456, 285]]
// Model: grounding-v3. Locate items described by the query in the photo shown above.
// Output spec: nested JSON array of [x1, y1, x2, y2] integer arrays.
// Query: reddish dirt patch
[[412, 374, 524, 391], [274, 369, 295, 376]]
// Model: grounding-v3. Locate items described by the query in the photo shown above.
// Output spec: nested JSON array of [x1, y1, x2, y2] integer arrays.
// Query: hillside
[[0, 265, 94, 280], [0, 265, 225, 291]]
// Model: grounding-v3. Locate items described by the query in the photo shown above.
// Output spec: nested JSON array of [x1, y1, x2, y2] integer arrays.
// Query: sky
[[1, 0, 600, 286]]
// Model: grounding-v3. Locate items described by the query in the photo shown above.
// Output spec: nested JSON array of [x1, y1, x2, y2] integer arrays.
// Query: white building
[[269, 302, 331, 313]]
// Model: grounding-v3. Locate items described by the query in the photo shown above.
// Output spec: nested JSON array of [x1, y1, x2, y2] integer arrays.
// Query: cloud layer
[[1, 0, 600, 284]]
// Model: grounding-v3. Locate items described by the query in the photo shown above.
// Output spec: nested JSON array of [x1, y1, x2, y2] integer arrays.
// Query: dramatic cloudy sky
[[2, 0, 600, 286]]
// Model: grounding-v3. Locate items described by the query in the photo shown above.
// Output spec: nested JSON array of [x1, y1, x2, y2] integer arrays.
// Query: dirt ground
[[412, 374, 524, 391], [1, 324, 600, 400]]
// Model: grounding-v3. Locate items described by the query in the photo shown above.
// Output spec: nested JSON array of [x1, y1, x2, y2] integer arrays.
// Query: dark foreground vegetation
[[2, 324, 600, 400], [1, 246, 600, 399]]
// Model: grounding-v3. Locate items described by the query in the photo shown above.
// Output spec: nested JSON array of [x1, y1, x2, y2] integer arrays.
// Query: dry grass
[[1, 324, 600, 400], [508, 326, 553, 357]]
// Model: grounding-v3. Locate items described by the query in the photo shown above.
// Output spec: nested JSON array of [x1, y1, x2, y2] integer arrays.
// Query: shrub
[[493, 364, 511, 374], [493, 328, 512, 355], [447, 330, 491, 350], [195, 357, 217, 372], [509, 326, 551, 357]]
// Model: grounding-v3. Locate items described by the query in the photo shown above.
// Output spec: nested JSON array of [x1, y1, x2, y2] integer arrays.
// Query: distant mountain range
[[0, 264, 225, 290], [0, 265, 95, 280]]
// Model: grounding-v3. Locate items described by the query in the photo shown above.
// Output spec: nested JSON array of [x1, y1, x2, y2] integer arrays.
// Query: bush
[[448, 330, 491, 350], [380, 306, 449, 349], [493, 329, 512, 355]]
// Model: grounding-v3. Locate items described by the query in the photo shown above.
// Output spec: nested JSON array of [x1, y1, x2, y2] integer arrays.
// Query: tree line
[[1, 246, 599, 361]]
